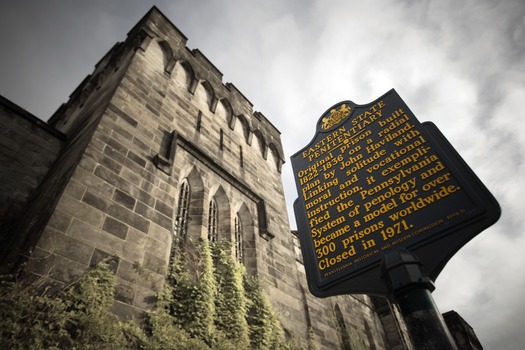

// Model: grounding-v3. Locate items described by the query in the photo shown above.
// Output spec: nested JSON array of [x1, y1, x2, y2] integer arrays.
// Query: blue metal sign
[[291, 89, 500, 297]]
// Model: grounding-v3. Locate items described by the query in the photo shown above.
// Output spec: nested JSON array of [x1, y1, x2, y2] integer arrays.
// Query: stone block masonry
[[0, 6, 410, 349], [0, 96, 65, 253]]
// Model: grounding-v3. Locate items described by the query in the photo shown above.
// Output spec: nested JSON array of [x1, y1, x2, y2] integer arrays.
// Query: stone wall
[[0, 7, 409, 349], [23, 7, 293, 322], [0, 96, 64, 261]]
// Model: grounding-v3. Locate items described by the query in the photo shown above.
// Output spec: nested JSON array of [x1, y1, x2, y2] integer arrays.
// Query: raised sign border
[[292, 90, 500, 297]]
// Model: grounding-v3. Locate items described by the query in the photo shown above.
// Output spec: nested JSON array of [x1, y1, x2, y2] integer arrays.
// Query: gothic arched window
[[335, 304, 352, 350], [207, 198, 218, 243], [174, 180, 190, 247], [235, 214, 244, 263]]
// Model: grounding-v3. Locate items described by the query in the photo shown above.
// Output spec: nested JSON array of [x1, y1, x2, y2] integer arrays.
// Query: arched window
[[174, 180, 190, 247], [207, 198, 218, 243], [335, 304, 352, 350], [235, 214, 244, 263]]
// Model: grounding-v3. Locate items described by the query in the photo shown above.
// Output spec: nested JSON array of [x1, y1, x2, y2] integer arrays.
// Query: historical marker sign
[[291, 89, 500, 297]]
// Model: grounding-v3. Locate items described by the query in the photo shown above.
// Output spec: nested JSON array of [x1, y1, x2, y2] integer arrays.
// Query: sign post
[[291, 89, 500, 348], [381, 247, 457, 349]]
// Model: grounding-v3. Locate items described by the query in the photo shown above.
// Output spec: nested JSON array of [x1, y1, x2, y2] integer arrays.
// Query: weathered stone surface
[[0, 96, 64, 248], [0, 7, 412, 349], [102, 216, 129, 240]]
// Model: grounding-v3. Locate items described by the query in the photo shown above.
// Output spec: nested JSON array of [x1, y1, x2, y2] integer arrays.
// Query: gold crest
[[321, 104, 351, 130]]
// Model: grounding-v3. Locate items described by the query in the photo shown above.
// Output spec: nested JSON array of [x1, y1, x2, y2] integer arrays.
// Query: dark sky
[[1, 1, 524, 348]]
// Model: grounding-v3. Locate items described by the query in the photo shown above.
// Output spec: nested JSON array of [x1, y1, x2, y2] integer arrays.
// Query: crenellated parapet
[[0, 7, 409, 348], [126, 7, 285, 171], [48, 6, 284, 172]]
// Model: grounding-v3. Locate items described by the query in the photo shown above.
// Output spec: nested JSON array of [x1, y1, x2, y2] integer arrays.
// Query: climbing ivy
[[167, 238, 217, 344], [0, 240, 305, 349], [0, 260, 139, 349], [307, 326, 318, 350], [244, 274, 289, 350], [211, 240, 250, 348]]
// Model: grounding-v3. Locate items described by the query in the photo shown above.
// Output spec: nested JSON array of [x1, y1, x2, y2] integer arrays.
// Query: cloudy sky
[[1, 0, 524, 348]]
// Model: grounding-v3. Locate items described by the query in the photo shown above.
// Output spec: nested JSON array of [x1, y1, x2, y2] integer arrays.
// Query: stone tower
[[0, 7, 411, 349]]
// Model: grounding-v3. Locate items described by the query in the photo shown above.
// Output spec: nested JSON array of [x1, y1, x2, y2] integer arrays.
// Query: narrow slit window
[[239, 145, 244, 167], [196, 111, 202, 131]]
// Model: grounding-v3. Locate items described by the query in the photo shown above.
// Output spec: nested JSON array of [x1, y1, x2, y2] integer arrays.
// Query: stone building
[[0, 7, 415, 349], [443, 311, 483, 350]]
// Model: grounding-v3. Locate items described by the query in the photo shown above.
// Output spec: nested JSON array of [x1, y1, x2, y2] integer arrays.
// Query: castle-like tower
[[0, 7, 411, 349]]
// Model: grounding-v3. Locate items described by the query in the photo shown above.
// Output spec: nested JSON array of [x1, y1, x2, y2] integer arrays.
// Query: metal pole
[[381, 248, 458, 350]]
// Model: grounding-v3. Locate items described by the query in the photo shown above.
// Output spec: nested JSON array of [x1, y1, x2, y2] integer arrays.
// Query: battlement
[[0, 8, 408, 349]]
